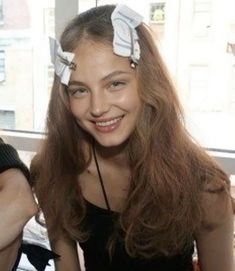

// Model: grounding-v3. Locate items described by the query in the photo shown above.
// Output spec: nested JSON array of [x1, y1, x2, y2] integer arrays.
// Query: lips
[[95, 116, 123, 127], [92, 116, 124, 132]]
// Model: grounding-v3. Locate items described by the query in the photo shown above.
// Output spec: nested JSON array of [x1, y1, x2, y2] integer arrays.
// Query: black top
[[0, 137, 30, 181], [79, 200, 194, 271]]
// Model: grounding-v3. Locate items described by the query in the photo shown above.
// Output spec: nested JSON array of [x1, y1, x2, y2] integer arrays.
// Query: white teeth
[[95, 117, 122, 127]]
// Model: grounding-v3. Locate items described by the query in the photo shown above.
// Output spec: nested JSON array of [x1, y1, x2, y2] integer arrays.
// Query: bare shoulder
[[194, 178, 234, 271], [199, 177, 233, 229]]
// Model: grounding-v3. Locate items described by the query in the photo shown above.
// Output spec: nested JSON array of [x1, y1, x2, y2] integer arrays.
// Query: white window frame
[[192, 0, 212, 39], [0, 50, 5, 82], [0, 108, 15, 129], [0, 0, 3, 24]]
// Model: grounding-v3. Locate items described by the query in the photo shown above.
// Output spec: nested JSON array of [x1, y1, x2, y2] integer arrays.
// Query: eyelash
[[109, 80, 126, 89], [68, 88, 87, 97]]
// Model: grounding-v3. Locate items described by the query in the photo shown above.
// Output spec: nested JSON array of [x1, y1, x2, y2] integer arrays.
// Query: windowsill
[[0, 129, 44, 152], [0, 129, 235, 176]]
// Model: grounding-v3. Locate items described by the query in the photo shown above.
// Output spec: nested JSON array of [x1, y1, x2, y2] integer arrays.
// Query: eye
[[68, 87, 88, 98], [109, 80, 126, 90]]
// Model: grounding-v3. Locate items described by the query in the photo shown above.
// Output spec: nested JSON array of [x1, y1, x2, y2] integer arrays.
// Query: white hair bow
[[49, 37, 76, 86], [111, 5, 143, 66]]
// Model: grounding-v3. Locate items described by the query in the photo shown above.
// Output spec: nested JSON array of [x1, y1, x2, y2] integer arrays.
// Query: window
[[43, 8, 55, 36], [0, 110, 15, 129], [149, 2, 165, 40], [150, 2, 165, 23], [192, 0, 212, 38], [0, 0, 3, 23], [0, 0, 55, 132], [186, 63, 235, 150], [188, 65, 209, 111], [0, 50, 5, 82]]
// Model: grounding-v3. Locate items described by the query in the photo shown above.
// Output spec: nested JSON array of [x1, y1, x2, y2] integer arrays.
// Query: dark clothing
[[0, 138, 30, 180], [11, 243, 60, 271], [79, 200, 194, 271]]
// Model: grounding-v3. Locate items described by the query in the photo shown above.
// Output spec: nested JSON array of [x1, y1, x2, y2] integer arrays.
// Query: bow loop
[[49, 37, 76, 85], [111, 5, 143, 65]]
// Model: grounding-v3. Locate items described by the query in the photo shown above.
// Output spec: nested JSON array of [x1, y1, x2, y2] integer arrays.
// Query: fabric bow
[[49, 37, 76, 86], [111, 4, 143, 64]]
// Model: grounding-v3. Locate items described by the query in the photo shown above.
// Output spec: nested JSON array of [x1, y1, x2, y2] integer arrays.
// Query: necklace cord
[[92, 141, 111, 211]]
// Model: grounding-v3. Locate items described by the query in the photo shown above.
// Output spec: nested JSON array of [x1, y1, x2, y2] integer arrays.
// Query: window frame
[[0, 50, 5, 82], [0, 0, 3, 24]]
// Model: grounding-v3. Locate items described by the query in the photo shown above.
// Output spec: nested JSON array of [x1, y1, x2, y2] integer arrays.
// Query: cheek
[[118, 87, 141, 110], [69, 100, 85, 119], [127, 91, 141, 112]]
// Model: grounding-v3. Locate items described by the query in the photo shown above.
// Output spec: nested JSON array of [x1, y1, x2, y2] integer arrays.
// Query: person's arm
[[195, 186, 234, 271], [51, 236, 81, 271], [0, 235, 22, 271], [0, 138, 38, 269], [0, 168, 38, 249]]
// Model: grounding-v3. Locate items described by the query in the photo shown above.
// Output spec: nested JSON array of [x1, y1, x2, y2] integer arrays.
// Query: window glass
[[0, 0, 55, 132], [0, 50, 5, 81], [192, 0, 212, 38], [150, 2, 165, 23], [0, 109, 15, 129]]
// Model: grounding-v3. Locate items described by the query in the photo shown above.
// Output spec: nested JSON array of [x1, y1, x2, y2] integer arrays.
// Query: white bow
[[49, 37, 76, 86], [111, 5, 143, 64]]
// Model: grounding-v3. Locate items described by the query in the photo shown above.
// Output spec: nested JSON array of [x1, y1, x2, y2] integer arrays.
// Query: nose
[[90, 92, 110, 117]]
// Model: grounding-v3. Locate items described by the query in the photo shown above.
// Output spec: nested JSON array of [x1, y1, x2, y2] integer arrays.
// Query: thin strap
[[92, 142, 111, 211]]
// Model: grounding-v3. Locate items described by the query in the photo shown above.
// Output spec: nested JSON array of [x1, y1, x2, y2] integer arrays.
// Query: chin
[[94, 136, 129, 149]]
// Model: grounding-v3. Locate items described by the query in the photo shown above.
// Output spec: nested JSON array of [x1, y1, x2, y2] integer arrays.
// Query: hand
[[0, 168, 38, 250]]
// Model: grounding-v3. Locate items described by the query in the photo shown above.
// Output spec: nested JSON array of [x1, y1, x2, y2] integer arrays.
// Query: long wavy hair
[[32, 5, 232, 258]]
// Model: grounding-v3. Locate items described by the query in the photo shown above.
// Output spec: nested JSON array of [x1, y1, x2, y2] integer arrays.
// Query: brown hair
[[32, 5, 231, 258]]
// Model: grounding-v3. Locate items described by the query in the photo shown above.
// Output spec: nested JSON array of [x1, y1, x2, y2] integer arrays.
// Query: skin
[[0, 235, 22, 271], [68, 40, 141, 149], [52, 40, 235, 271], [0, 168, 38, 270], [195, 189, 234, 271], [51, 237, 81, 271]]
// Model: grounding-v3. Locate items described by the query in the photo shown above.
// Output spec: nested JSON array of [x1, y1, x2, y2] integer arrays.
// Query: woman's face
[[68, 39, 141, 148]]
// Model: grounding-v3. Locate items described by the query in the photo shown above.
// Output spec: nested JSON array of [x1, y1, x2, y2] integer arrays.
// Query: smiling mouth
[[95, 116, 123, 127]]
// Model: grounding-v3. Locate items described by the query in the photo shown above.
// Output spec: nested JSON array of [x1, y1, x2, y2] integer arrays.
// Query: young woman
[[31, 4, 234, 271]]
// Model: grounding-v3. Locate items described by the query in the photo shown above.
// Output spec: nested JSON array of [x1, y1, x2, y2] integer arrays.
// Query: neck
[[93, 140, 129, 167]]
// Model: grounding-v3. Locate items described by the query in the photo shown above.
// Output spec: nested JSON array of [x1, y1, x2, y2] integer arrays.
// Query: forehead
[[70, 40, 132, 82]]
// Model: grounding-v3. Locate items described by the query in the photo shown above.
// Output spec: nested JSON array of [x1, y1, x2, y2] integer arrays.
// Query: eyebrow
[[68, 70, 132, 87]]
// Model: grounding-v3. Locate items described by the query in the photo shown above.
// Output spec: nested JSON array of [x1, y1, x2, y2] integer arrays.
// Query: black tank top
[[79, 200, 194, 271]]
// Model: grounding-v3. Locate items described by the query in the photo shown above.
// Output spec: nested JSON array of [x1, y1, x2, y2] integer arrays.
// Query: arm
[[0, 168, 38, 249], [0, 138, 38, 268], [0, 235, 22, 271], [50, 237, 81, 271], [195, 188, 234, 271]]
